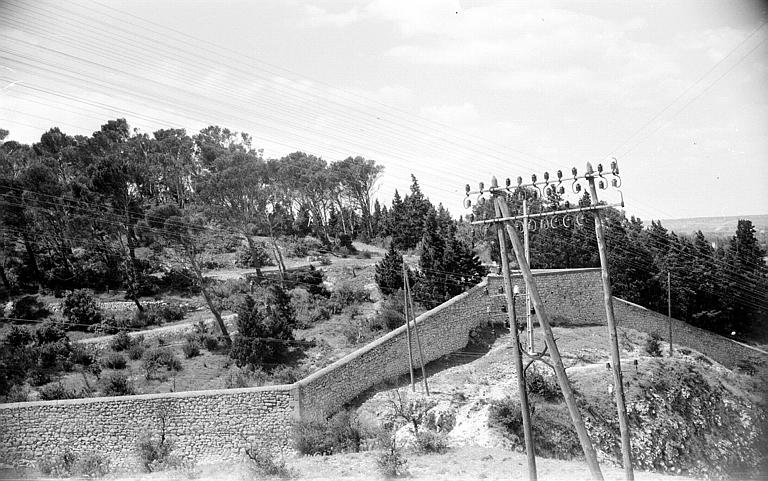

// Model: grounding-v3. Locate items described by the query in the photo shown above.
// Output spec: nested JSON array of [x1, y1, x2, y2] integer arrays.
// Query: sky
[[1, 0, 767, 222]]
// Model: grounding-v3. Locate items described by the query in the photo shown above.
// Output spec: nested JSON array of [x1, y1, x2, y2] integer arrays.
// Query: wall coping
[[295, 279, 488, 388], [0, 381, 295, 410], [486, 267, 601, 279], [613, 297, 768, 356]]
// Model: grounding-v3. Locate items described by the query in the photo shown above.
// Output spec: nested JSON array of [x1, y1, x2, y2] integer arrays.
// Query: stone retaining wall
[[3, 268, 765, 469], [613, 298, 767, 372], [0, 386, 297, 469]]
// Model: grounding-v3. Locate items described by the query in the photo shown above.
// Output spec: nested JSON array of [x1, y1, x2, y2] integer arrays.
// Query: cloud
[[302, 4, 361, 27]]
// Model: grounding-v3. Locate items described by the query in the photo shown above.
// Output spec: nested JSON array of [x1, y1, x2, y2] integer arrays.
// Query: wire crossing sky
[[1, 0, 766, 221]]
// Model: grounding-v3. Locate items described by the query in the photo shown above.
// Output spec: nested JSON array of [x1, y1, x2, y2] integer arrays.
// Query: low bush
[[142, 348, 182, 380], [62, 289, 103, 330], [111, 330, 133, 351], [201, 334, 220, 352], [103, 352, 127, 370], [127, 342, 146, 361], [376, 432, 408, 479], [159, 267, 200, 295], [236, 244, 273, 268], [10, 295, 50, 321], [34, 340, 71, 369], [526, 369, 562, 402], [328, 283, 371, 314], [270, 364, 308, 384], [224, 368, 267, 389], [38, 451, 77, 477], [245, 446, 295, 478], [137, 432, 176, 472], [38, 382, 85, 401], [68, 344, 95, 367], [414, 430, 449, 454], [101, 372, 135, 396], [182, 338, 201, 359], [645, 333, 663, 357], [293, 409, 363, 455], [74, 452, 111, 477], [489, 397, 580, 460]]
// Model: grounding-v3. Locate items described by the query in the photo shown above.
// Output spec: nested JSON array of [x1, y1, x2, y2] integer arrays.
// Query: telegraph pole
[[523, 199, 534, 354], [585, 162, 634, 480], [402, 263, 415, 391], [493, 192, 603, 481], [495, 197, 537, 481], [404, 270, 430, 395], [668, 271, 672, 356]]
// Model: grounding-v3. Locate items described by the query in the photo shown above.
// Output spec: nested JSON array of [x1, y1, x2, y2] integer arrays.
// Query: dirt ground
[[0, 446, 698, 481]]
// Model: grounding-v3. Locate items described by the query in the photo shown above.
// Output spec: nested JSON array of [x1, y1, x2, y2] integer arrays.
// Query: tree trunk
[[0, 262, 12, 298], [22, 234, 42, 290], [125, 226, 145, 313], [189, 252, 231, 345]]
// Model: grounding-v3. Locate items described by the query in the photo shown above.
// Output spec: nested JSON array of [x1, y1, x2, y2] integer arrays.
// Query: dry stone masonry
[[2, 268, 764, 468]]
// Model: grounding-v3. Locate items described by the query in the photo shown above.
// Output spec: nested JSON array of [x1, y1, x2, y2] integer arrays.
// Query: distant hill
[[659, 214, 768, 236]]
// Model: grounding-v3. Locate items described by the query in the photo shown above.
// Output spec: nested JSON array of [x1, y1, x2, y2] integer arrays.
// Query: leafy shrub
[[142, 348, 182, 380], [293, 409, 363, 455], [62, 289, 103, 329], [526, 369, 562, 402], [103, 352, 127, 370], [182, 338, 201, 359], [34, 340, 71, 369], [284, 267, 328, 296], [10, 295, 50, 321], [68, 344, 95, 367], [130, 303, 188, 329], [270, 364, 308, 384], [101, 372, 135, 396], [159, 267, 200, 295], [414, 430, 449, 454], [489, 397, 580, 460], [4, 325, 33, 348], [74, 453, 111, 477], [38, 450, 77, 477], [35, 320, 69, 344], [128, 342, 146, 361], [245, 446, 295, 478], [201, 334, 220, 352], [39, 382, 85, 401], [224, 368, 267, 389], [137, 432, 175, 472], [236, 244, 273, 268], [328, 283, 371, 313], [5, 385, 31, 402], [376, 432, 408, 478], [111, 330, 133, 351], [284, 236, 323, 258], [375, 293, 406, 331], [645, 333, 663, 357]]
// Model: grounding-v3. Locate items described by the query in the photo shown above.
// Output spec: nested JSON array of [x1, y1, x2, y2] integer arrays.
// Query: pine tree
[[375, 244, 413, 296]]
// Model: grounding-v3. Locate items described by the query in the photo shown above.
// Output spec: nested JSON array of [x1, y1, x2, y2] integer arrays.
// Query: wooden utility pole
[[523, 199, 534, 354], [404, 270, 429, 395], [585, 162, 634, 481], [494, 190, 604, 481], [402, 263, 416, 391], [495, 198, 537, 481], [668, 271, 672, 356]]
